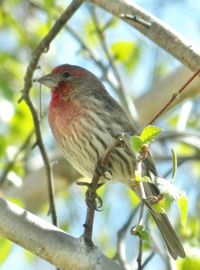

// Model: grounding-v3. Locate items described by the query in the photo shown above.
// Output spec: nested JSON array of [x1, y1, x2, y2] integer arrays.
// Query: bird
[[38, 63, 185, 259]]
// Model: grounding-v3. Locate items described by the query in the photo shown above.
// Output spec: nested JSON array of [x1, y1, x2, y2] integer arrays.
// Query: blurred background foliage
[[0, 0, 200, 269]]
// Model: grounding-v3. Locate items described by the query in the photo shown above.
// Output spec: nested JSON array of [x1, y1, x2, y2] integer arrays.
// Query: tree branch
[[90, 0, 200, 72], [0, 197, 124, 270], [19, 0, 83, 226], [0, 131, 34, 186], [114, 207, 139, 269]]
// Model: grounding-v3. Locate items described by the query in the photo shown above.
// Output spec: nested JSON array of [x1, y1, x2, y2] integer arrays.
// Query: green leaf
[[110, 41, 141, 71], [0, 238, 12, 265], [131, 135, 143, 152], [151, 202, 165, 214], [128, 189, 140, 207], [132, 225, 150, 243], [140, 125, 162, 144], [162, 194, 173, 211], [177, 257, 200, 270], [177, 196, 188, 226], [171, 148, 177, 180], [141, 176, 152, 183], [135, 174, 152, 183], [111, 41, 134, 62], [84, 19, 98, 45]]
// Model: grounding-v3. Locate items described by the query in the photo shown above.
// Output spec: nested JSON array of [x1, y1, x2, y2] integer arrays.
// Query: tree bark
[[90, 0, 200, 72], [0, 197, 123, 270]]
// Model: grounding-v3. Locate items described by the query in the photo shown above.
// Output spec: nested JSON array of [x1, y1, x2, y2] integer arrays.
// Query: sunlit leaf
[[131, 135, 143, 152], [7, 197, 24, 208], [177, 257, 200, 270], [111, 41, 134, 61], [135, 173, 143, 182], [140, 125, 162, 144], [162, 194, 173, 211], [128, 189, 140, 207], [141, 176, 152, 183], [182, 217, 199, 238], [35, 23, 49, 37], [131, 225, 150, 243], [0, 238, 12, 265], [105, 248, 116, 259], [135, 174, 152, 183], [43, 0, 55, 9], [84, 19, 98, 45], [177, 196, 188, 226], [9, 102, 33, 142], [151, 201, 164, 214], [111, 41, 141, 71]]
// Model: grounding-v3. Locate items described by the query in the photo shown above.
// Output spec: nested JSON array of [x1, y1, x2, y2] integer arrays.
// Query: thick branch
[[0, 197, 123, 270], [90, 0, 200, 71]]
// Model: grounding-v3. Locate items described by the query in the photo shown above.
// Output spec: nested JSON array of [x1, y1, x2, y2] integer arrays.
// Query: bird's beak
[[37, 73, 58, 88]]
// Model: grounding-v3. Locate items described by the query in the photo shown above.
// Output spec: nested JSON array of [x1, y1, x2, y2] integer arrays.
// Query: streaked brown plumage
[[38, 64, 185, 259]]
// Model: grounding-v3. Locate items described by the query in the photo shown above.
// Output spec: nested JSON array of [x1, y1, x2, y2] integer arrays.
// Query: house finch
[[38, 64, 185, 259]]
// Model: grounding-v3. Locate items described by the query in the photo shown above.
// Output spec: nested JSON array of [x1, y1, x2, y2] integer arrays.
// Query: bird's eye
[[62, 72, 71, 78]]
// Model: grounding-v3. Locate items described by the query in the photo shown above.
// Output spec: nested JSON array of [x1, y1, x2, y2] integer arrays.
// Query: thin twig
[[147, 67, 200, 125], [137, 236, 143, 270], [142, 252, 155, 269], [0, 131, 34, 186], [19, 0, 83, 226], [90, 7, 124, 94], [130, 157, 146, 270], [136, 202, 144, 270], [113, 207, 139, 268]]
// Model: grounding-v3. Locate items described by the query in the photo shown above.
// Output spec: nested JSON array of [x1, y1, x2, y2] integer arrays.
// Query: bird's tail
[[146, 203, 185, 259]]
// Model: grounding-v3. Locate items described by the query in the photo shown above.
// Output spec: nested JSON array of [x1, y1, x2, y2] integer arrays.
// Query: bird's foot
[[77, 181, 104, 211], [85, 182, 104, 211]]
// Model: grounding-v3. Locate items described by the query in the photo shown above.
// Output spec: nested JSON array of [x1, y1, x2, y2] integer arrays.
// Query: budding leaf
[[131, 135, 143, 152], [177, 195, 188, 226], [135, 174, 152, 183], [132, 225, 150, 244], [142, 176, 152, 183], [140, 125, 162, 144], [135, 172, 143, 182]]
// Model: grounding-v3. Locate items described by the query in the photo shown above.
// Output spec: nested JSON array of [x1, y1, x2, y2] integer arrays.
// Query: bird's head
[[38, 64, 98, 96]]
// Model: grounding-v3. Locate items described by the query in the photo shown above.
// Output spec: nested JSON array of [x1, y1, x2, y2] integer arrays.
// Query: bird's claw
[[96, 161, 112, 180], [85, 186, 103, 211]]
